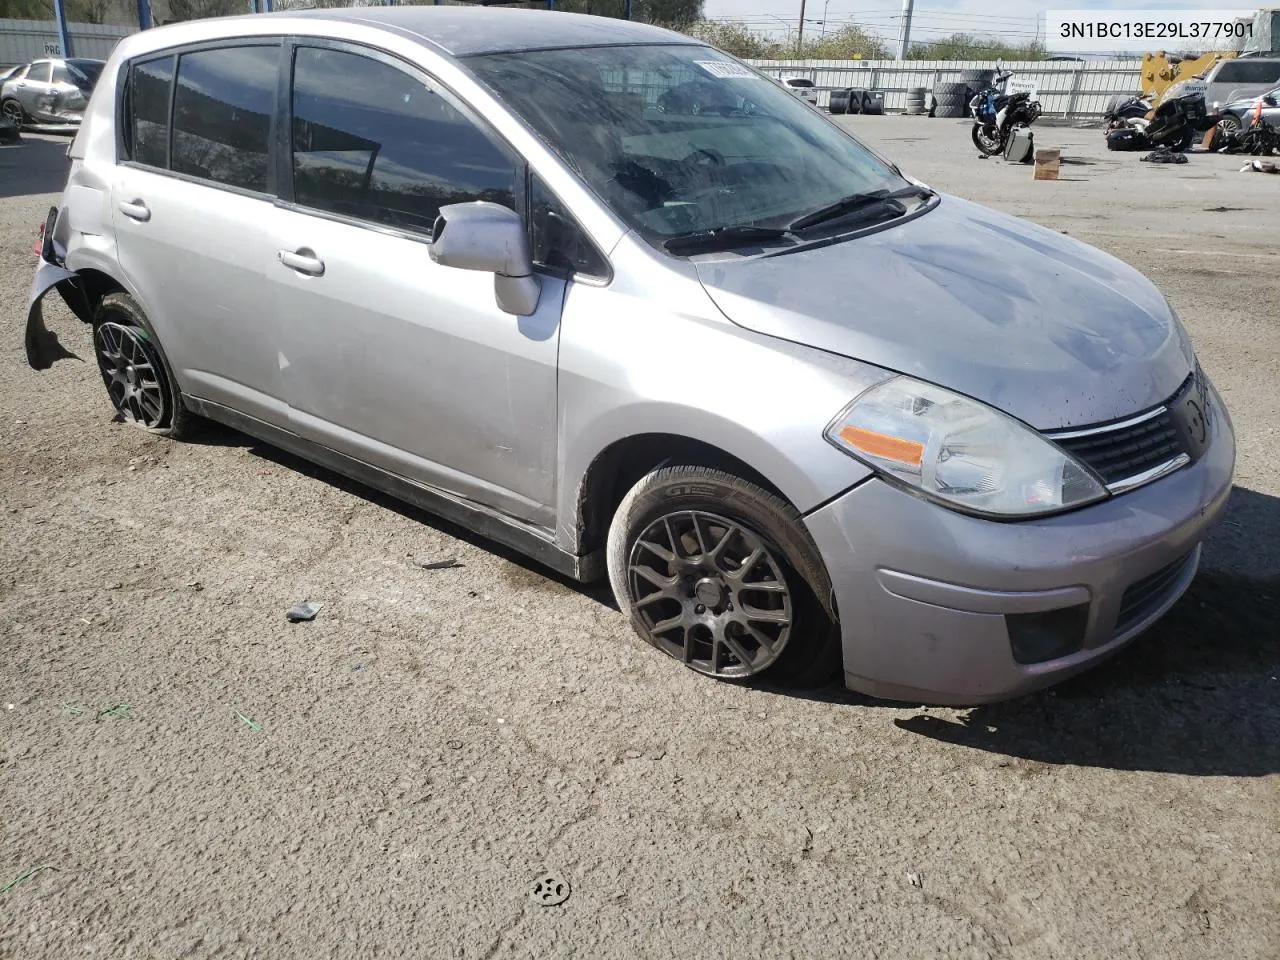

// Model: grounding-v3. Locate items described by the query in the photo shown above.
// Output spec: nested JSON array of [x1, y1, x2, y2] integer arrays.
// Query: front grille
[[1115, 551, 1195, 635], [1053, 410, 1183, 485], [1047, 372, 1207, 490]]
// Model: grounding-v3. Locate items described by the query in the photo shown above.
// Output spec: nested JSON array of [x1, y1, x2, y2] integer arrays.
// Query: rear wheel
[[92, 292, 198, 438], [607, 465, 840, 688], [1, 98, 25, 127]]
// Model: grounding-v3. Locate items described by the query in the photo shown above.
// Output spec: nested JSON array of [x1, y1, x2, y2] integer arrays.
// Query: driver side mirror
[[1265, 95, 1278, 106], [429, 202, 541, 317]]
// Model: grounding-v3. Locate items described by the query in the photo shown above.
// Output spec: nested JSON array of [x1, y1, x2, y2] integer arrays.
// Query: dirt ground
[[2, 117, 1278, 959]]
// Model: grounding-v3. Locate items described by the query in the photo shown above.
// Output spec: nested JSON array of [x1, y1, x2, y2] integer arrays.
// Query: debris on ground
[[94, 703, 134, 721], [2, 865, 59, 894], [416, 557, 463, 570], [235, 710, 262, 732], [907, 871, 924, 888], [1240, 160, 1280, 174], [1141, 147, 1188, 164], [285, 602, 323, 622], [531, 873, 571, 906]]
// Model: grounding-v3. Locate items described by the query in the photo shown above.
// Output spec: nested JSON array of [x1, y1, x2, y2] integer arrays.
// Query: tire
[[845, 88, 866, 114], [92, 292, 199, 438], [960, 69, 995, 85], [1217, 113, 1242, 135], [861, 92, 884, 116], [606, 465, 841, 689], [1171, 128, 1196, 152], [828, 89, 850, 114], [971, 123, 1004, 155], [1, 98, 26, 127]]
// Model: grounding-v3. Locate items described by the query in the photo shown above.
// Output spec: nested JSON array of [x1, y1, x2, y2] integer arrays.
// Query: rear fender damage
[[26, 261, 90, 370]]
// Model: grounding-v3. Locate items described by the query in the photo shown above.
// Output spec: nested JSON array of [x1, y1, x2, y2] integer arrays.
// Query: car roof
[[269, 6, 689, 57]]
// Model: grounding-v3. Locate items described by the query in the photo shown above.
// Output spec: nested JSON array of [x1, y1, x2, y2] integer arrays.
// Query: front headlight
[[824, 376, 1108, 518]]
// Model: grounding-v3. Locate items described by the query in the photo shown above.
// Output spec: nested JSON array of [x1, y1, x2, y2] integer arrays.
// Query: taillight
[[33, 222, 43, 257]]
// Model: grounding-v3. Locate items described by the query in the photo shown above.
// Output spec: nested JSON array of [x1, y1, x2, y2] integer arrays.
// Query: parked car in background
[[27, 8, 1234, 706], [1217, 84, 1280, 132], [1204, 55, 1280, 117], [778, 75, 819, 106], [1, 57, 105, 127]]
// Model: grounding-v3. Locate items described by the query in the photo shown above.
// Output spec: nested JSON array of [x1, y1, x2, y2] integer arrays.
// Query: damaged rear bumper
[[26, 203, 88, 370]]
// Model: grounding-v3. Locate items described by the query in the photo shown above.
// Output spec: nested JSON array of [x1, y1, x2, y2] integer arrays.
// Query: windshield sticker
[[694, 60, 758, 80]]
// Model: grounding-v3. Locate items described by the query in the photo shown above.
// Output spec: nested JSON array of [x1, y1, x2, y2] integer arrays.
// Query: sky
[[700, 0, 1259, 47]]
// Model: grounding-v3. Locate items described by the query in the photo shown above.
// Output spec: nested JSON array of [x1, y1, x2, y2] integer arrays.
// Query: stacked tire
[[828, 88, 853, 114], [904, 86, 928, 115], [931, 81, 971, 118], [860, 91, 885, 116]]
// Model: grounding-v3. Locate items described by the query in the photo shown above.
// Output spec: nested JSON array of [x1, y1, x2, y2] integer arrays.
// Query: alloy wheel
[[627, 510, 793, 679], [93, 322, 169, 428], [1, 100, 23, 126]]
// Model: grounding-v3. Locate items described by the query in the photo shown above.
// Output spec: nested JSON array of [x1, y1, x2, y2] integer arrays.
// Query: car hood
[[695, 195, 1194, 430]]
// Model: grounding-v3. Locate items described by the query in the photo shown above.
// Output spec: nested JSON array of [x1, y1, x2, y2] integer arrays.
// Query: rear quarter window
[[1214, 59, 1280, 85], [124, 55, 175, 168]]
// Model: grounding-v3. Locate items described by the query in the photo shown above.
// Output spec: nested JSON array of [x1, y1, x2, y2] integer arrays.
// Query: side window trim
[[115, 37, 283, 201], [279, 37, 524, 243]]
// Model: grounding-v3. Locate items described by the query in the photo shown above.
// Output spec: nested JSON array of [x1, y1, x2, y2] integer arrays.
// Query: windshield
[[466, 44, 909, 247]]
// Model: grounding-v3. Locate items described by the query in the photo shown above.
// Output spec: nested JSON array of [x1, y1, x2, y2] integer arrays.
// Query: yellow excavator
[[1140, 8, 1278, 106]]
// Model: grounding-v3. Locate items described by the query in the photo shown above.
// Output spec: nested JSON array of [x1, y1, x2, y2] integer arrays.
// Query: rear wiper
[[662, 225, 792, 255], [788, 185, 935, 233]]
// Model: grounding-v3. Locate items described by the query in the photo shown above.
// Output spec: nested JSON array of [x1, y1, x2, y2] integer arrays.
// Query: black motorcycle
[[1105, 90, 1210, 152], [969, 67, 1043, 156]]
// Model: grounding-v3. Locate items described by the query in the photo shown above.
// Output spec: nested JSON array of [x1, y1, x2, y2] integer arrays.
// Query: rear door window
[[171, 44, 278, 194], [126, 55, 174, 168], [28, 62, 51, 83], [51, 62, 70, 85], [289, 45, 517, 235]]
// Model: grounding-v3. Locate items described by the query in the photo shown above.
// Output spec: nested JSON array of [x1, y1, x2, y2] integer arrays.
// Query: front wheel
[[606, 465, 841, 688], [972, 123, 1004, 155]]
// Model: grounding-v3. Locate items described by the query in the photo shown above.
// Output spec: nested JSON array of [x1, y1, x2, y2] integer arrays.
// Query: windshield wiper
[[787, 185, 935, 233], [662, 225, 792, 255]]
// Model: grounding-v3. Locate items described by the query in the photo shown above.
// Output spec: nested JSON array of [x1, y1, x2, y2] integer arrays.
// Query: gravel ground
[[2, 118, 1278, 959]]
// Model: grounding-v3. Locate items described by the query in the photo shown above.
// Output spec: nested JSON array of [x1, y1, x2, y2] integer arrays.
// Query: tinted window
[[28, 62, 51, 83], [1216, 60, 1280, 84], [291, 46, 517, 234], [52, 62, 70, 84], [129, 55, 174, 168], [786, 79, 815, 88], [66, 59, 103, 89], [172, 45, 277, 193], [530, 177, 608, 278]]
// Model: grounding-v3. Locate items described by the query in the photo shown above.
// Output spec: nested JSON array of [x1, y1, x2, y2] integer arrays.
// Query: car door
[[111, 43, 288, 426], [16, 61, 55, 120], [267, 41, 565, 526]]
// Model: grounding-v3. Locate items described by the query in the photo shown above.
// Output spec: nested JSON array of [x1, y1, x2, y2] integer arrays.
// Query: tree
[[154, 0, 243, 22], [685, 19, 775, 59], [799, 24, 888, 60], [906, 32, 1046, 61]]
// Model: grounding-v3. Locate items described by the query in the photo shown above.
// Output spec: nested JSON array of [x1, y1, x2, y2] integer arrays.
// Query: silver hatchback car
[[27, 8, 1234, 705]]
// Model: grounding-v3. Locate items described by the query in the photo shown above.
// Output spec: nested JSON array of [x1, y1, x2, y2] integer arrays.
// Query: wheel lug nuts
[[695, 604, 705, 614]]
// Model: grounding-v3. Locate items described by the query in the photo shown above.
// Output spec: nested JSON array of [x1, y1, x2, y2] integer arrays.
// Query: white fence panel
[[750, 58, 1145, 120]]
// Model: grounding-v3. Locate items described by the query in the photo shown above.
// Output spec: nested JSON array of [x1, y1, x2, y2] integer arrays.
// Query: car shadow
[[877, 486, 1279, 777], [193, 417, 1280, 776], [0, 132, 75, 200], [187, 419, 619, 607]]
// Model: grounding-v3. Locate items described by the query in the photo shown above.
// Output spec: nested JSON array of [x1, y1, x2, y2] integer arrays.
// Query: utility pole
[[897, 0, 915, 60], [797, 0, 807, 56]]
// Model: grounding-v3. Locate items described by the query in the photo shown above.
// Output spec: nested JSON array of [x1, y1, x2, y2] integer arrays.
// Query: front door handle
[[118, 199, 150, 222], [278, 248, 325, 277]]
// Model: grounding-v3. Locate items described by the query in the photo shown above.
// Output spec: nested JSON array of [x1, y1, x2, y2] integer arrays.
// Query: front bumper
[[803, 381, 1235, 706]]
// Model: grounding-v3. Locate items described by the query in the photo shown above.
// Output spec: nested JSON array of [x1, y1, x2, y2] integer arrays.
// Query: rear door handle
[[118, 199, 150, 222], [278, 249, 325, 277]]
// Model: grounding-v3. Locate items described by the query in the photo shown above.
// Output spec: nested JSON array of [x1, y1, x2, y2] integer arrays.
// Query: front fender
[[25, 260, 81, 370]]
